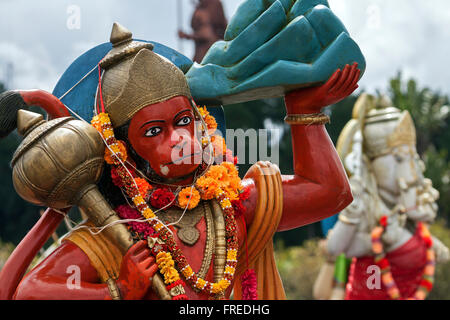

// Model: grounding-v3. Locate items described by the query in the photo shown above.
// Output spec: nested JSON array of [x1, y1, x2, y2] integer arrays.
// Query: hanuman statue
[[0, 1, 365, 300], [178, 0, 227, 62], [316, 94, 449, 300]]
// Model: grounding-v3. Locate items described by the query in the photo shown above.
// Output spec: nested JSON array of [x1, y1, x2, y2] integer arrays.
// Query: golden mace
[[11, 109, 170, 300]]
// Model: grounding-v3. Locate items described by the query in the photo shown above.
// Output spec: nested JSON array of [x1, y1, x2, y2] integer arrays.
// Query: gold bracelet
[[106, 278, 122, 300], [284, 113, 330, 125]]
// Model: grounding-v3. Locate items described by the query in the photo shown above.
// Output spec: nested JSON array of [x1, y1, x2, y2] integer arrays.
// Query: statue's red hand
[[285, 62, 361, 114], [117, 240, 158, 300]]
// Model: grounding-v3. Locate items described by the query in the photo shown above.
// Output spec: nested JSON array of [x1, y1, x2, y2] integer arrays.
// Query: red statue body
[[12, 63, 360, 300]]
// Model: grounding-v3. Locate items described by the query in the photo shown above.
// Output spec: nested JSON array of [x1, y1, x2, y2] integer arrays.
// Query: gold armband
[[106, 278, 122, 300], [284, 113, 330, 125]]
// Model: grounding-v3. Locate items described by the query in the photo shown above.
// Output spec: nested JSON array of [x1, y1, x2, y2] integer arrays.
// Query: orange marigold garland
[[197, 106, 217, 133], [104, 140, 127, 165], [91, 112, 187, 300], [211, 135, 227, 157], [177, 187, 200, 210], [91, 104, 250, 299], [135, 177, 153, 199], [91, 113, 126, 165], [195, 176, 220, 200], [371, 216, 435, 300]]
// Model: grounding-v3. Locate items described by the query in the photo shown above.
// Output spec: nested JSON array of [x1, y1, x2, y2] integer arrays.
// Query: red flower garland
[[150, 188, 176, 209], [116, 205, 155, 238], [241, 269, 258, 300], [239, 186, 251, 201], [371, 216, 435, 300], [239, 214, 257, 300], [231, 200, 246, 217], [92, 103, 254, 299]]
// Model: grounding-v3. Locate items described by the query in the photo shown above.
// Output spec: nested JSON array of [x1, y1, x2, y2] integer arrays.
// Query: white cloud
[[0, 0, 449, 96], [329, 0, 450, 95], [0, 42, 58, 91]]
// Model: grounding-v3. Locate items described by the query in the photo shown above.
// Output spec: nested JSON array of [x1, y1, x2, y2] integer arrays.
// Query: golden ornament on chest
[[156, 204, 205, 246], [155, 200, 226, 284]]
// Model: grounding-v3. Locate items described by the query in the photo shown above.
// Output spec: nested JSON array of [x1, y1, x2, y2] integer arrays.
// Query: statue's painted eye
[[176, 116, 192, 126], [145, 127, 162, 137]]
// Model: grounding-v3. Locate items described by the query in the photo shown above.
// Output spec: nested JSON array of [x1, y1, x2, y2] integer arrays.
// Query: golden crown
[[99, 23, 192, 128], [363, 97, 416, 158], [337, 94, 417, 163]]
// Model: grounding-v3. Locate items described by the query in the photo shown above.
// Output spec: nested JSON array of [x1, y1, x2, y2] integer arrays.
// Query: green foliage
[[423, 148, 450, 224], [0, 239, 14, 271], [428, 220, 450, 300], [389, 72, 450, 224], [224, 98, 293, 175], [275, 239, 326, 300], [389, 72, 450, 155], [0, 131, 44, 245]]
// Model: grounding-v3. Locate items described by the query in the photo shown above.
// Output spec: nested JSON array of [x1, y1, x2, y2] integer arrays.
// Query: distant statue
[[315, 94, 449, 300], [178, 0, 227, 62]]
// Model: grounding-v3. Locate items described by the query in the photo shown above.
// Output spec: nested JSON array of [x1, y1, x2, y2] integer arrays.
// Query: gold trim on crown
[[100, 23, 154, 70], [387, 111, 417, 149], [338, 94, 418, 162]]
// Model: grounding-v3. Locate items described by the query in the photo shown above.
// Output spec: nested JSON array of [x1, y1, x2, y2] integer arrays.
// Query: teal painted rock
[[186, 0, 366, 106]]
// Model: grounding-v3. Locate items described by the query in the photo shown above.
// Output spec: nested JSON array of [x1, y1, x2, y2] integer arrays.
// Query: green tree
[[389, 72, 450, 155]]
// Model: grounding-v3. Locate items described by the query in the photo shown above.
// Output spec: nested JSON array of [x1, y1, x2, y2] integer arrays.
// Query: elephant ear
[[337, 93, 376, 176], [186, 0, 366, 106]]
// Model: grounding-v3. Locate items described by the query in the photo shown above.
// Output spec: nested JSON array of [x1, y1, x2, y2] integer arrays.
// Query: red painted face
[[128, 96, 203, 180]]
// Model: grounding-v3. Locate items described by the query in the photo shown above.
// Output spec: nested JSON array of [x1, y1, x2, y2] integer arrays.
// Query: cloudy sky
[[0, 0, 449, 96]]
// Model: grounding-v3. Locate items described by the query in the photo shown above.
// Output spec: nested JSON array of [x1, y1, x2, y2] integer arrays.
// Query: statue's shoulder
[[63, 221, 123, 283], [235, 161, 285, 299], [243, 161, 283, 225]]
